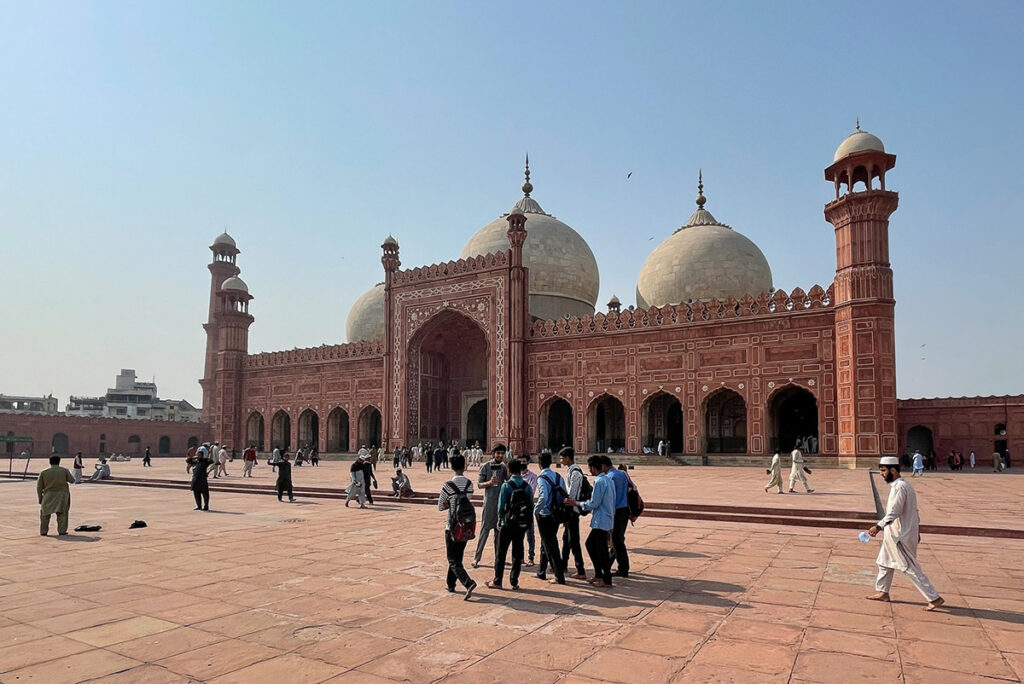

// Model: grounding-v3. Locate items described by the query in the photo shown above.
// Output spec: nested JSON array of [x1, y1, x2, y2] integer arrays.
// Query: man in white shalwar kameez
[[764, 453, 784, 494], [788, 447, 814, 493], [866, 456, 945, 611]]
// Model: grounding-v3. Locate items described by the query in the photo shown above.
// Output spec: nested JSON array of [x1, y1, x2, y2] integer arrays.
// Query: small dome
[[213, 232, 236, 248], [833, 126, 885, 162], [346, 283, 385, 342], [460, 161, 599, 321], [221, 276, 248, 293], [382, 235, 398, 247], [636, 177, 772, 308]]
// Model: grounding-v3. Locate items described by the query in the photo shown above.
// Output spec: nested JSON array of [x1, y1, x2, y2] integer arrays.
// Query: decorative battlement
[[898, 395, 1024, 408], [528, 285, 834, 340], [244, 340, 384, 368], [393, 252, 510, 287]]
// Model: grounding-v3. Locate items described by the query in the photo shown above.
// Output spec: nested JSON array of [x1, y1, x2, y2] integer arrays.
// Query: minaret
[[201, 232, 240, 424], [507, 194, 529, 455], [381, 235, 400, 450], [824, 124, 899, 467], [212, 275, 254, 447]]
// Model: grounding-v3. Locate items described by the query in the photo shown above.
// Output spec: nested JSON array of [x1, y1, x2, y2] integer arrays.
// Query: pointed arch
[[246, 411, 265, 450], [906, 425, 933, 456], [158, 435, 172, 454], [539, 394, 573, 452], [641, 390, 683, 454], [127, 435, 142, 454], [357, 405, 382, 449], [271, 410, 291, 451], [51, 433, 69, 455], [326, 407, 350, 452], [704, 388, 747, 453], [767, 384, 819, 453], [587, 393, 626, 454], [298, 409, 320, 451]]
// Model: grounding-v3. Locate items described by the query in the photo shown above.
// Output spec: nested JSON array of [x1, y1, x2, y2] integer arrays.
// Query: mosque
[[199, 128, 1022, 468]]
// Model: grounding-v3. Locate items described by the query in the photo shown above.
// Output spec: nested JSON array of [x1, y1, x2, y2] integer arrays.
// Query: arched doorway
[[159, 435, 172, 454], [641, 391, 683, 454], [769, 385, 819, 453], [407, 310, 489, 446], [187, 436, 199, 449], [906, 425, 933, 456], [327, 408, 350, 452], [127, 435, 141, 454], [271, 410, 291, 451], [588, 395, 626, 454], [298, 409, 320, 451], [541, 397, 573, 452], [51, 433, 69, 455], [705, 389, 747, 453], [358, 406, 382, 448], [246, 412, 265, 449], [466, 399, 487, 448]]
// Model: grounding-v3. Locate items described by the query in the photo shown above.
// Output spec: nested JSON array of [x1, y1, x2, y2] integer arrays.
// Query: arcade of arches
[[407, 310, 489, 447]]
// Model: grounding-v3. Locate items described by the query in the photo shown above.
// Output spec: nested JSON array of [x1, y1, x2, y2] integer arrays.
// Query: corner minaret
[[381, 235, 400, 450], [201, 232, 241, 425], [824, 124, 899, 467]]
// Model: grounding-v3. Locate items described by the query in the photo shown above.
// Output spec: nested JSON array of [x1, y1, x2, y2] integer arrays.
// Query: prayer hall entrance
[[588, 394, 626, 454], [769, 385, 819, 453], [705, 389, 747, 453], [541, 397, 573, 452], [906, 425, 933, 456], [408, 310, 489, 447], [641, 391, 683, 454]]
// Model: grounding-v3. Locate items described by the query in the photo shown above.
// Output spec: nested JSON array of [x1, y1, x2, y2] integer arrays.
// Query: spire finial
[[695, 168, 706, 208], [522, 153, 533, 197], [855, 117, 861, 131]]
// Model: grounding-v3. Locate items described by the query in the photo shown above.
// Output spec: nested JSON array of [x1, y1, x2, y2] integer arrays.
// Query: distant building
[[64, 369, 202, 422], [0, 394, 59, 415]]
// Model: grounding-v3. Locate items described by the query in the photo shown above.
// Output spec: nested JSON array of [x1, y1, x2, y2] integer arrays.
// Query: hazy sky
[[2, 1, 1022, 408]]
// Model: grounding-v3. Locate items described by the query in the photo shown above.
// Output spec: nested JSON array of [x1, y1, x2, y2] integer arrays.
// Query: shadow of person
[[54, 534, 101, 542]]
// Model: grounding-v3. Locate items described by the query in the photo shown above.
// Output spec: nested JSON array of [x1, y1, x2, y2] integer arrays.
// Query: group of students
[[438, 444, 638, 599], [189, 442, 297, 510]]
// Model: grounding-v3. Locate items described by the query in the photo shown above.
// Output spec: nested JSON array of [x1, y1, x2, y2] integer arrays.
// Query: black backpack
[[449, 482, 476, 542], [575, 466, 593, 503], [504, 481, 534, 530], [540, 474, 570, 524]]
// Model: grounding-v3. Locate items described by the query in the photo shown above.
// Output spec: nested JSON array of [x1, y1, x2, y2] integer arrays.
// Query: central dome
[[346, 283, 385, 342], [636, 176, 772, 309], [460, 161, 599, 321]]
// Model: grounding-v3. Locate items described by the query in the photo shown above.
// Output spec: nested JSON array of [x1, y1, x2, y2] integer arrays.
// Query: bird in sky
[[626, 172, 632, 179]]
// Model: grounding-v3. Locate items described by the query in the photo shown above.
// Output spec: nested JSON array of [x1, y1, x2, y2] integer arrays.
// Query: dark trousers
[[277, 481, 293, 500], [612, 508, 630, 575], [426, 459, 433, 473], [536, 515, 565, 582], [561, 512, 586, 575], [525, 514, 536, 560], [585, 528, 613, 585], [192, 486, 209, 509], [493, 525, 526, 587], [445, 531, 473, 590]]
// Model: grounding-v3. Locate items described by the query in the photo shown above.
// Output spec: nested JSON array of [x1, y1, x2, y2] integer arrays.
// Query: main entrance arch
[[768, 385, 819, 453], [246, 412, 265, 449], [327, 408, 350, 452], [407, 310, 489, 447], [906, 425, 933, 456], [540, 397, 573, 452], [705, 389, 747, 453], [641, 391, 683, 454], [588, 394, 625, 454], [271, 410, 291, 451]]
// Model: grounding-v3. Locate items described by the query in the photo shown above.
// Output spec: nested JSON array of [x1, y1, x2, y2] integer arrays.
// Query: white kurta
[[789, 449, 810, 489], [874, 477, 940, 601]]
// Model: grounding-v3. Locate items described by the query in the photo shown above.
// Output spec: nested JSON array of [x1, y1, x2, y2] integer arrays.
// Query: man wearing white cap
[[866, 456, 945, 611], [788, 446, 814, 493]]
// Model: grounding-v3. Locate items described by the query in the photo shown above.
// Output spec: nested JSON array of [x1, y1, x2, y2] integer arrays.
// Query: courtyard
[[1, 460, 1023, 682]]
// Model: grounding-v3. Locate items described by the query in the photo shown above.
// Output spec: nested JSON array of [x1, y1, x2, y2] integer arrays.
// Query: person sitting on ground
[[391, 468, 413, 498], [88, 458, 111, 481]]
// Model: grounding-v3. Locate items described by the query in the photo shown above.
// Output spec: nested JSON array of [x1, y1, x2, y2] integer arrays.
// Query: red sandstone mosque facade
[[197, 129, 1023, 468]]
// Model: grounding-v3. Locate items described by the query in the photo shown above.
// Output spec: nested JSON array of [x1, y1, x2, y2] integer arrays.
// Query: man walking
[[191, 448, 212, 511], [789, 446, 814, 493], [242, 444, 257, 477], [276, 452, 295, 502], [271, 445, 282, 473], [217, 444, 229, 477], [519, 453, 538, 566], [535, 451, 567, 584], [603, 455, 631, 578], [560, 447, 588, 580], [764, 452, 783, 493], [210, 442, 221, 478], [473, 444, 509, 568], [361, 454, 377, 504], [438, 454, 477, 599], [566, 455, 615, 587], [487, 459, 532, 590], [72, 451, 84, 484], [866, 456, 944, 611], [38, 456, 75, 536], [912, 449, 924, 476], [143, 446, 152, 467]]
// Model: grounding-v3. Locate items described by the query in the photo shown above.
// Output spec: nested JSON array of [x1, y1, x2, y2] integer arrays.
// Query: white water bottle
[[858, 531, 870, 543]]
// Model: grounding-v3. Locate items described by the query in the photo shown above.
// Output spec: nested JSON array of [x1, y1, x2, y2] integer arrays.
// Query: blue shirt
[[535, 468, 564, 517], [607, 468, 629, 509], [579, 472, 615, 531]]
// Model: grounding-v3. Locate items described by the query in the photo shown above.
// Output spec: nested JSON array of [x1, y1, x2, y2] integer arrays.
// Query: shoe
[[472, 562, 480, 569], [447, 586, 456, 593], [485, 581, 502, 590], [525, 560, 535, 567], [40, 532, 48, 536], [57, 532, 68, 536], [464, 581, 477, 601], [614, 571, 630, 578], [289, 498, 296, 502], [549, 578, 566, 585], [510, 584, 520, 591], [203, 507, 209, 511], [806, 489, 815, 493], [788, 489, 795, 493], [194, 507, 202, 511], [572, 573, 587, 580], [535, 573, 547, 581]]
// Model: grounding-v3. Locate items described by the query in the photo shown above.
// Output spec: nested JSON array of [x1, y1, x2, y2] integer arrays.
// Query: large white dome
[[346, 283, 384, 342], [636, 181, 772, 308], [460, 165, 599, 321]]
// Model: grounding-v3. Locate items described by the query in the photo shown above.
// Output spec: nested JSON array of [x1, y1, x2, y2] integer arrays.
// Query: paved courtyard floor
[[1, 462, 1023, 682]]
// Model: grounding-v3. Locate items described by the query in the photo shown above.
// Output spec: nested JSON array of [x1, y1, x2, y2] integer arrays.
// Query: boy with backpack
[[535, 451, 567, 584], [487, 459, 533, 590], [560, 447, 590, 580], [438, 454, 478, 600]]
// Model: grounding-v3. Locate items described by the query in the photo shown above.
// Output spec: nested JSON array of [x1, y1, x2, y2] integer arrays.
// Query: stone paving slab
[[0, 471, 1023, 682]]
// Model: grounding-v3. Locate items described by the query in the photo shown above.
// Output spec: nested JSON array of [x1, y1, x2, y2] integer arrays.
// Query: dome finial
[[695, 169, 706, 208], [855, 117, 861, 131], [522, 153, 533, 197]]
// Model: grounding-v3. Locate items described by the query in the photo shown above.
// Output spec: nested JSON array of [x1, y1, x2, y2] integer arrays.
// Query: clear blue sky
[[2, 1, 1022, 407]]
